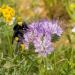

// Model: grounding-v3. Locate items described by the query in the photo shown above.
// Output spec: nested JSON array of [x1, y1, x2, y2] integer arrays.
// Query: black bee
[[12, 22, 29, 44]]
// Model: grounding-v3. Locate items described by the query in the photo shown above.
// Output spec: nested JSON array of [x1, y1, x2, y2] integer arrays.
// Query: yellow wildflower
[[6, 6, 15, 16], [2, 9, 11, 17], [0, 4, 15, 23], [4, 14, 12, 23]]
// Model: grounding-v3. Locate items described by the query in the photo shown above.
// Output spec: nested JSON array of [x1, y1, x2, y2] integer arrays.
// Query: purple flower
[[24, 19, 63, 56]]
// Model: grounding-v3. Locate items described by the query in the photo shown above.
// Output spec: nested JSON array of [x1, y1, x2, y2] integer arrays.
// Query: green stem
[[39, 57, 48, 75], [4, 25, 13, 57]]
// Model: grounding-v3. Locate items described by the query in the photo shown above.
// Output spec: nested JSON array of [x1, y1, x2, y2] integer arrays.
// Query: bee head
[[22, 22, 29, 31]]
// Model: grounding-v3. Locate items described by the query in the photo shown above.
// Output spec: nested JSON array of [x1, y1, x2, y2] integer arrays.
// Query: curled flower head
[[24, 19, 63, 57]]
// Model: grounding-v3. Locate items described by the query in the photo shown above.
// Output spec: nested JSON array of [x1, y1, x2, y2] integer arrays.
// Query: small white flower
[[72, 27, 75, 32]]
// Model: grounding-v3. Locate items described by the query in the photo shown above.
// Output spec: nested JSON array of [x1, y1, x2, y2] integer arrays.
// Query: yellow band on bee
[[15, 37, 19, 41], [18, 22, 22, 26], [20, 44, 25, 49]]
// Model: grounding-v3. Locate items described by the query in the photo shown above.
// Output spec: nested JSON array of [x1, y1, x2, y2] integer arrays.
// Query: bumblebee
[[12, 22, 29, 45]]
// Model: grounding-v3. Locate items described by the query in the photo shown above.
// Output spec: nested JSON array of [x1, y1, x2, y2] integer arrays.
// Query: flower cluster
[[23, 19, 63, 57], [0, 4, 15, 24]]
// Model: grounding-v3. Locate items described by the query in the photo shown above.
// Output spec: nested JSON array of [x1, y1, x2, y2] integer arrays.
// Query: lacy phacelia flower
[[24, 20, 63, 56]]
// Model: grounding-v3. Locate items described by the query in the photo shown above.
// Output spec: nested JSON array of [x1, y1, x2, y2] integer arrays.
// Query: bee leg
[[14, 42, 19, 54], [12, 32, 18, 44]]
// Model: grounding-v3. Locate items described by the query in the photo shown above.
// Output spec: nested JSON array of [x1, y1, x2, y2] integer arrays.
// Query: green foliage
[[64, 0, 75, 21]]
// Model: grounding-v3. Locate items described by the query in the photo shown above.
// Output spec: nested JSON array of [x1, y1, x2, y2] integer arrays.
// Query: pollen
[[15, 37, 19, 41]]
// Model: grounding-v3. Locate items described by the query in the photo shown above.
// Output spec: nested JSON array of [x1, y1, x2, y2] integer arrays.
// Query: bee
[[12, 22, 29, 45]]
